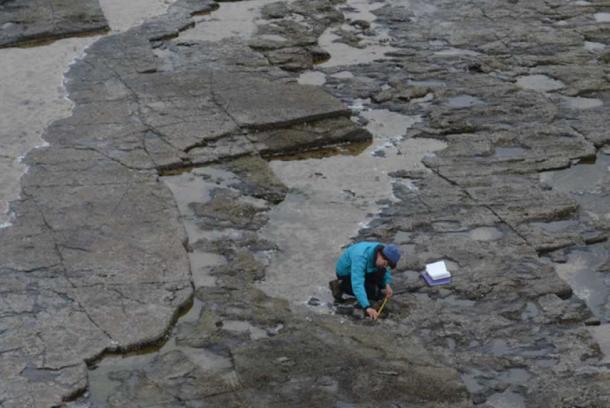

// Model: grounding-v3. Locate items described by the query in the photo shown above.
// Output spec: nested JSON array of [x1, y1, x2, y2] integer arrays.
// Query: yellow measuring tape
[[377, 297, 388, 315]]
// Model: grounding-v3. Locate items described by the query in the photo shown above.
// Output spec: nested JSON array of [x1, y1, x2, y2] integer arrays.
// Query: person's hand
[[366, 307, 379, 320], [385, 284, 393, 298]]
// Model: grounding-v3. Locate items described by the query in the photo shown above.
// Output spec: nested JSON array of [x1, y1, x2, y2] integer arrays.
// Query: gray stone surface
[[86, 159, 470, 407], [0, 1, 370, 406], [0, 0, 109, 48], [3, 0, 610, 406]]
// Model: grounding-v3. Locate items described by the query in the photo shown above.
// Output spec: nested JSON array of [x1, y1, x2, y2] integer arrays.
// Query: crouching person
[[329, 241, 400, 320]]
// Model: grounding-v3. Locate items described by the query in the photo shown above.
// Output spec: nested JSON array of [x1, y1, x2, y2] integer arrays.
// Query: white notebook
[[425, 260, 451, 280]]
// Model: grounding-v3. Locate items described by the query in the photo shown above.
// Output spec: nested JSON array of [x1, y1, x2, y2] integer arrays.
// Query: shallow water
[[433, 47, 479, 57], [469, 226, 505, 241], [560, 95, 604, 110], [331, 71, 355, 79], [408, 79, 446, 88], [584, 41, 606, 52], [317, 0, 399, 67], [257, 107, 445, 310], [486, 390, 526, 408], [318, 30, 397, 68], [98, 0, 177, 32], [594, 12, 610, 23], [516, 74, 565, 92], [0, 0, 182, 229], [588, 324, 610, 363], [540, 153, 610, 207], [530, 219, 579, 233], [162, 168, 237, 287], [298, 70, 327, 86], [446, 95, 485, 109], [85, 167, 252, 404], [0, 37, 95, 227], [493, 146, 528, 159], [540, 153, 610, 320], [554, 243, 610, 321], [86, 298, 232, 405], [179, 0, 283, 42], [362, 109, 421, 139]]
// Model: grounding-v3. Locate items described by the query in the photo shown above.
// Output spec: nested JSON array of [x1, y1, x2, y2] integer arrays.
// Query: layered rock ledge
[[0, 0, 109, 48], [0, 0, 371, 405], [1, 0, 610, 407]]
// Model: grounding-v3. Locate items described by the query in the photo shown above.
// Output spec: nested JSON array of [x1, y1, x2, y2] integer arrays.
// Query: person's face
[[376, 252, 389, 269]]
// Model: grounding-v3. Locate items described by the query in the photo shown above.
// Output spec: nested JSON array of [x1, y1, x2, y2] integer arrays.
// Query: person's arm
[[366, 307, 379, 320], [383, 267, 393, 286], [383, 267, 393, 298], [350, 255, 370, 309]]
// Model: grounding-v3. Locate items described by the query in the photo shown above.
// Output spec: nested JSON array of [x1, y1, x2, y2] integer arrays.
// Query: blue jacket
[[335, 242, 393, 309]]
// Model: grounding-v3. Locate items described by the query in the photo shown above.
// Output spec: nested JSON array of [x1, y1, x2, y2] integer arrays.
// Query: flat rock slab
[[0, 0, 108, 48], [212, 72, 351, 129], [0, 0, 369, 405]]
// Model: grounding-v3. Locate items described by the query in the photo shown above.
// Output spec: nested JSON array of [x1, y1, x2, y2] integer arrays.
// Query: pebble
[[308, 297, 321, 306]]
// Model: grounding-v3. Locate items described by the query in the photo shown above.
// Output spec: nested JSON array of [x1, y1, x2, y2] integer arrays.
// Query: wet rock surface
[[0, 0, 109, 48], [0, 0, 369, 406], [2, 0, 610, 406]]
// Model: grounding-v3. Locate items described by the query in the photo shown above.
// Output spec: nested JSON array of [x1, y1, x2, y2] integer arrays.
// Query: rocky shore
[[1, 0, 609, 407], [0, 0, 108, 48]]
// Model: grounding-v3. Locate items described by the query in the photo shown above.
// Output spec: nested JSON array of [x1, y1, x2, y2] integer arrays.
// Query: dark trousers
[[337, 269, 385, 306]]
